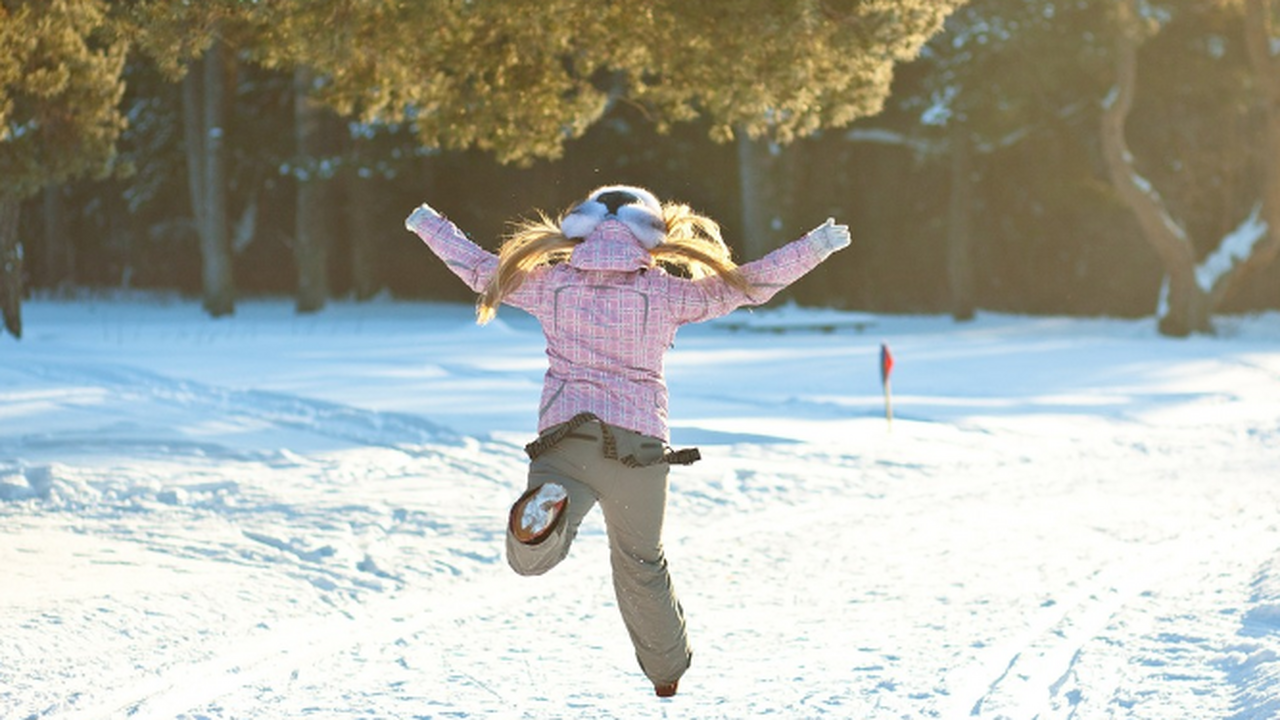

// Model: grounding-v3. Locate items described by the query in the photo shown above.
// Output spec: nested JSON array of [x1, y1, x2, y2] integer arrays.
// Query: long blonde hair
[[476, 202, 755, 324]]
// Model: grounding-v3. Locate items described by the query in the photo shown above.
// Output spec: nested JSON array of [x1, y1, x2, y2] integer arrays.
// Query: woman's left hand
[[810, 217, 851, 254]]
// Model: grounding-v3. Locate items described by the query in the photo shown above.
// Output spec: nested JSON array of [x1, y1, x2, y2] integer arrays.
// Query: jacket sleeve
[[405, 211, 499, 294], [666, 227, 835, 325], [405, 211, 547, 314]]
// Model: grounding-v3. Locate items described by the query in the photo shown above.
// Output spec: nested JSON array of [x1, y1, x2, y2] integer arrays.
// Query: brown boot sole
[[508, 484, 568, 545]]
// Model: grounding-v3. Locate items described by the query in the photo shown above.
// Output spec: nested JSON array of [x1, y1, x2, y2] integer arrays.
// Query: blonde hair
[[476, 202, 755, 324]]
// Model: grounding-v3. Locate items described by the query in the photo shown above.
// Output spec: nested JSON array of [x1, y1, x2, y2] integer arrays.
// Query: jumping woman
[[405, 185, 851, 698]]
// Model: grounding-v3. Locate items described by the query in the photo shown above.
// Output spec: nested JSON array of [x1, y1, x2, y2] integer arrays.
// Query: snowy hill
[[3, 298, 1279, 719]]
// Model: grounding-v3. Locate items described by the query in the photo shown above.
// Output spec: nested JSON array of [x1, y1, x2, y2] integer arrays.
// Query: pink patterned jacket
[[408, 213, 834, 441]]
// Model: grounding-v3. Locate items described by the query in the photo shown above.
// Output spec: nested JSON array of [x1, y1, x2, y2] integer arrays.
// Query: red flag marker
[[880, 343, 894, 428]]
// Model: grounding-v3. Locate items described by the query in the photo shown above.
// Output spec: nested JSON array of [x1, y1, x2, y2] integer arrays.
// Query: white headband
[[560, 185, 667, 248]]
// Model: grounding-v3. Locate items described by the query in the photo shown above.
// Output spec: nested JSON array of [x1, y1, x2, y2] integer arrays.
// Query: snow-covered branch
[[1197, 204, 1269, 293]]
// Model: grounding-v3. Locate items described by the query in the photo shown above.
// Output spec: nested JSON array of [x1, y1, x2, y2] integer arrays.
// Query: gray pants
[[506, 420, 692, 687]]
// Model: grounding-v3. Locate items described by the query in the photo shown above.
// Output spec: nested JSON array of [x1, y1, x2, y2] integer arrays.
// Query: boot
[[509, 483, 569, 545]]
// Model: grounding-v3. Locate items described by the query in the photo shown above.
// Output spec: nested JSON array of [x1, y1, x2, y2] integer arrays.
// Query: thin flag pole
[[880, 343, 894, 429]]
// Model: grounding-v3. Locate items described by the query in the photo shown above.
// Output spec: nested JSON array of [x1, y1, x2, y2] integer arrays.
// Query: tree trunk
[[347, 164, 381, 301], [294, 67, 330, 313], [183, 39, 235, 317], [737, 132, 793, 260], [41, 186, 73, 291], [947, 121, 976, 322], [182, 59, 207, 241], [1224, 0, 1280, 305], [1100, 0, 1209, 336], [202, 39, 233, 315], [0, 196, 22, 339]]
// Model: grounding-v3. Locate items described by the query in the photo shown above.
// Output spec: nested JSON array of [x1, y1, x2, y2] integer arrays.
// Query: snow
[[1127, 169, 1192, 245], [922, 86, 957, 127], [516, 483, 567, 537], [1103, 85, 1120, 110], [3, 296, 1280, 719], [1198, 204, 1270, 293]]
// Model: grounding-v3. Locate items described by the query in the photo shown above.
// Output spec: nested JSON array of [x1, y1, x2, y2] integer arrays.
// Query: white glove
[[809, 217, 851, 255], [405, 202, 442, 231]]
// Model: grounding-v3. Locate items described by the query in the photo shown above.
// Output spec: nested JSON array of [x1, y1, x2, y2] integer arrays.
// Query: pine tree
[[251, 0, 966, 262], [29, 0, 965, 324], [0, 0, 127, 339]]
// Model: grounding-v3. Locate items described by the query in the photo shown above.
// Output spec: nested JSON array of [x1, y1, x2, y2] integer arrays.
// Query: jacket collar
[[567, 220, 655, 272]]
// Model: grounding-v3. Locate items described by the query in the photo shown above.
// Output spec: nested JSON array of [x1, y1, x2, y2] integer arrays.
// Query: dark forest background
[[6, 0, 1280, 338]]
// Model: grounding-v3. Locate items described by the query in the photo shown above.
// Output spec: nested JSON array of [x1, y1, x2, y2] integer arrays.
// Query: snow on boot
[[509, 483, 569, 545]]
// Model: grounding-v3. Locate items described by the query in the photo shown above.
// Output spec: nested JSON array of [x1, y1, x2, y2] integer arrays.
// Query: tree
[[1101, 0, 1280, 335], [341, 121, 408, 301], [248, 0, 605, 166], [181, 33, 236, 316], [27, 0, 967, 320], [0, 0, 127, 339], [946, 119, 976, 320], [1238, 0, 1280, 309], [121, 1, 246, 315], [254, 1, 968, 247], [292, 66, 333, 313], [118, 0, 967, 314], [736, 135, 799, 260], [38, 186, 73, 291], [867, 0, 1114, 321], [624, 2, 970, 256]]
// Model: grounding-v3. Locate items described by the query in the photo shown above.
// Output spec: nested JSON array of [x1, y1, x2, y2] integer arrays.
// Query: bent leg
[[506, 446, 597, 576]]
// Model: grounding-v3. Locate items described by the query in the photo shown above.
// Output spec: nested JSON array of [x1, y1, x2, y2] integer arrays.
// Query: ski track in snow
[[51, 573, 522, 720], [947, 516, 1278, 719], [3, 301, 1280, 719], [15, 359, 464, 456]]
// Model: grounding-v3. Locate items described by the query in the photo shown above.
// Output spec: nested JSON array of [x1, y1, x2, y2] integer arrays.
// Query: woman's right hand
[[405, 202, 442, 231]]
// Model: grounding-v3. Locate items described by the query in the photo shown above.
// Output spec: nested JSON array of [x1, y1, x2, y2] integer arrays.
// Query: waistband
[[524, 412, 700, 467]]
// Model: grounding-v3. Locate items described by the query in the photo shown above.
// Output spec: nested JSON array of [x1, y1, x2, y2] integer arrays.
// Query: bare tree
[[1101, 0, 1280, 335]]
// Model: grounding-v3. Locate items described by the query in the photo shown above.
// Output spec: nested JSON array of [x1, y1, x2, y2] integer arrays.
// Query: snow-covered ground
[[2, 297, 1278, 719]]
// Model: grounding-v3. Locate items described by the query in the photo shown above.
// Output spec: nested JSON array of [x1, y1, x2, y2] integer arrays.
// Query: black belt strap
[[524, 412, 701, 467]]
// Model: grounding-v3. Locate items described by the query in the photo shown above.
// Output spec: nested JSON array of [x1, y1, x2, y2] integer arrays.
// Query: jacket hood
[[567, 220, 655, 272], [561, 185, 667, 248]]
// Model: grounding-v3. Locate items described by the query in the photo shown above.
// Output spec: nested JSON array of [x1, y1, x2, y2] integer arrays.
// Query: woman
[[405, 185, 850, 697]]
